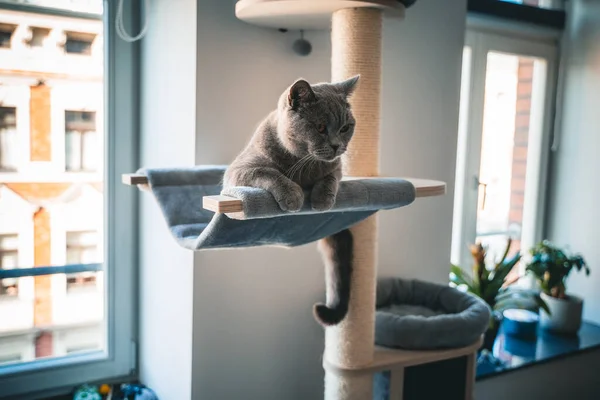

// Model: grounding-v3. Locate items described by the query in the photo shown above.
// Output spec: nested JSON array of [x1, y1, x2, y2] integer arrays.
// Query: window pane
[[0, 106, 18, 170], [0, 234, 19, 296], [0, 2, 105, 368], [64, 32, 95, 55], [476, 52, 547, 259], [65, 111, 97, 172], [65, 130, 82, 171], [0, 23, 14, 48]]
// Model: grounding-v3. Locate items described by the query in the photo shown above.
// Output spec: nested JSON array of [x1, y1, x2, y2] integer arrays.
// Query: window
[[0, 0, 137, 397], [0, 106, 18, 171], [65, 32, 95, 55], [65, 110, 98, 172], [0, 23, 15, 48], [28, 27, 50, 48], [66, 231, 99, 291], [451, 28, 557, 273], [0, 234, 18, 297]]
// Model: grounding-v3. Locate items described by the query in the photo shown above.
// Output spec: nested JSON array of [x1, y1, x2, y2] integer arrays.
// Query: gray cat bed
[[375, 277, 490, 350], [134, 166, 415, 250]]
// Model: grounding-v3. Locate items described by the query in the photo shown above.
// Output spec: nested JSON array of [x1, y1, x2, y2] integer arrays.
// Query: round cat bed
[[375, 277, 491, 350]]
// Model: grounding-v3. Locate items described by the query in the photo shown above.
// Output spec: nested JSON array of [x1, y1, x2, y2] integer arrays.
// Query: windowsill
[[0, 349, 106, 377], [476, 321, 600, 381]]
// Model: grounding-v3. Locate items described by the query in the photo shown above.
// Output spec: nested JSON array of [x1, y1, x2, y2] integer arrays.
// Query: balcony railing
[[0, 263, 102, 279]]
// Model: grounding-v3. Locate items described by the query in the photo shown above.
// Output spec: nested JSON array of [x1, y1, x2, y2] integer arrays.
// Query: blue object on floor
[[73, 384, 101, 400], [138, 166, 415, 250], [120, 384, 158, 400]]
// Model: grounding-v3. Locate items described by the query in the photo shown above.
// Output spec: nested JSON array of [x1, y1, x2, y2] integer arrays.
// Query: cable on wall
[[116, 0, 150, 42]]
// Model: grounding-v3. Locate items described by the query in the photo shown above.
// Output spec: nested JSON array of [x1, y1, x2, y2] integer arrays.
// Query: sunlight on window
[[476, 52, 547, 260]]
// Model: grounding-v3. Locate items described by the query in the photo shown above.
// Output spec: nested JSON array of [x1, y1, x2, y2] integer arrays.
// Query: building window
[[65, 110, 98, 172], [0, 234, 19, 297], [0, 23, 15, 49], [66, 231, 99, 291], [0, 106, 18, 171], [64, 32, 95, 55], [28, 27, 50, 48]]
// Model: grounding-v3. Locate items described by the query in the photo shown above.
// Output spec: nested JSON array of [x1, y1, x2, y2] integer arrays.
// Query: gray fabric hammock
[[137, 165, 416, 250], [375, 277, 491, 350]]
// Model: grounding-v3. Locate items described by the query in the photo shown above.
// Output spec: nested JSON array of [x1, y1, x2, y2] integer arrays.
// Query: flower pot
[[539, 292, 583, 335]]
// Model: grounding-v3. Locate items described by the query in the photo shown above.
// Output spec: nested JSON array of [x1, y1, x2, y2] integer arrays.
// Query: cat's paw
[[276, 185, 304, 212], [311, 190, 336, 211]]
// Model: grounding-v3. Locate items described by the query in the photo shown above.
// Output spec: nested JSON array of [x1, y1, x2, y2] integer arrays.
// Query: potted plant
[[526, 240, 590, 335], [450, 238, 549, 351]]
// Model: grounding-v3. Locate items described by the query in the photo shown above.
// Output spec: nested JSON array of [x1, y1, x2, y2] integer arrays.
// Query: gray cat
[[223, 76, 360, 326]]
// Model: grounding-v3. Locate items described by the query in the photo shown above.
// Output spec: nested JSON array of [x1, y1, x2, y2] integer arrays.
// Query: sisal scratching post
[[326, 7, 383, 400]]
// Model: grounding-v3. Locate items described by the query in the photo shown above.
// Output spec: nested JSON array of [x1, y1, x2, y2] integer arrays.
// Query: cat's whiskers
[[285, 154, 313, 181], [296, 155, 318, 183], [290, 156, 314, 183]]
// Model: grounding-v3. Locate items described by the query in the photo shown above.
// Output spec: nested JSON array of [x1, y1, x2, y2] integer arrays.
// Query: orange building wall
[[29, 83, 52, 162], [508, 59, 534, 256], [33, 207, 53, 358]]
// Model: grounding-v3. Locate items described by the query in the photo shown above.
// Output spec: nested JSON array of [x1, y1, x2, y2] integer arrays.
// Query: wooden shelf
[[405, 178, 446, 198], [323, 337, 482, 376], [235, 0, 405, 30], [121, 173, 445, 213]]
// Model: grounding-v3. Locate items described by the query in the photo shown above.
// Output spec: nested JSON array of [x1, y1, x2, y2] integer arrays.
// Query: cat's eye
[[317, 124, 327, 134], [340, 124, 350, 133]]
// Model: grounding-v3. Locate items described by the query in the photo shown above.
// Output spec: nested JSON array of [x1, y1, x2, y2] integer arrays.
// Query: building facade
[[0, 5, 105, 364]]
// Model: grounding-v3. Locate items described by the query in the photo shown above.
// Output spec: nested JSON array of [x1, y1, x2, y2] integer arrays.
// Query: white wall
[[191, 1, 467, 399], [547, 0, 600, 324], [138, 0, 197, 399]]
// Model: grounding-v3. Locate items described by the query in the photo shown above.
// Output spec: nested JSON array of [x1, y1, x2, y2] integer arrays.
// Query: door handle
[[474, 175, 488, 211]]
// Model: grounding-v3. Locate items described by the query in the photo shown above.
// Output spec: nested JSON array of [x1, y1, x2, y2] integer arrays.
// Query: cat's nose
[[331, 145, 339, 153]]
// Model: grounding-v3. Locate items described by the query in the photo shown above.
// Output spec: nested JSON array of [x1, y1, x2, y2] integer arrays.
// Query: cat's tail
[[313, 228, 353, 327]]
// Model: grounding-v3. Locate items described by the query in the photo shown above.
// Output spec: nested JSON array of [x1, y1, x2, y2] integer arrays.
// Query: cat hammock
[[125, 1, 482, 399], [122, 166, 424, 249], [122, 166, 444, 249]]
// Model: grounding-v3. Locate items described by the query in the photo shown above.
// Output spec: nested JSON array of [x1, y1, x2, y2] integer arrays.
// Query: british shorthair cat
[[223, 76, 360, 326]]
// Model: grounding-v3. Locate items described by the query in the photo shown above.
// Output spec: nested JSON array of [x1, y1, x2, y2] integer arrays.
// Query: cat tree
[[235, 1, 478, 399], [124, 1, 482, 399]]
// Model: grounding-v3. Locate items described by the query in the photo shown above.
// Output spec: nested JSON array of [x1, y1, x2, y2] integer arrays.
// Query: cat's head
[[276, 76, 360, 161]]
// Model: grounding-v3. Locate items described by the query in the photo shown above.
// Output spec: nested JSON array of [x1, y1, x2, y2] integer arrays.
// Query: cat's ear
[[288, 79, 316, 109], [334, 74, 360, 97]]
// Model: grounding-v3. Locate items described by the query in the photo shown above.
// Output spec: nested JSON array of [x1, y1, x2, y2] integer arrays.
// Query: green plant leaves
[[525, 240, 590, 299], [450, 239, 549, 316], [450, 264, 477, 294]]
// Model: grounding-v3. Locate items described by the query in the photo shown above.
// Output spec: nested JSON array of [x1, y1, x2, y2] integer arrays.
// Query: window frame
[[0, 105, 18, 171], [65, 110, 99, 172], [0, 233, 19, 297], [451, 20, 559, 271], [0, 0, 139, 397]]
